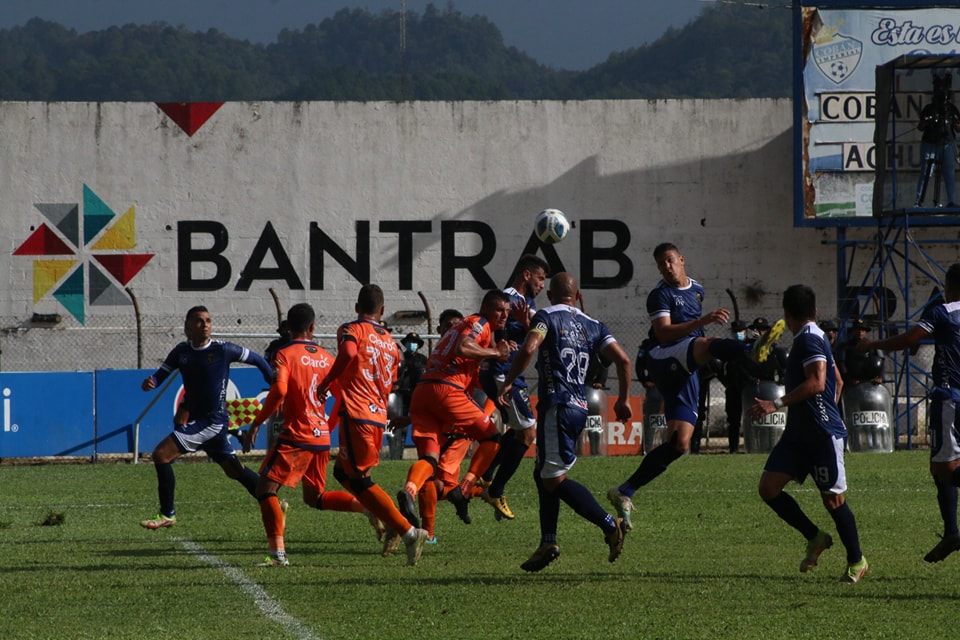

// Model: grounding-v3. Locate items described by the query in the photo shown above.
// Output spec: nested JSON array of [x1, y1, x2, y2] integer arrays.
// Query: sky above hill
[[2, 0, 706, 70]]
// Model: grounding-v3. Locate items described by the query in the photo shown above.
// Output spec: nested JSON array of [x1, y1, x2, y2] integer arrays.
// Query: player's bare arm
[[456, 334, 508, 362], [856, 325, 927, 353], [499, 330, 543, 404], [750, 359, 826, 419], [651, 307, 730, 344], [601, 340, 632, 423]]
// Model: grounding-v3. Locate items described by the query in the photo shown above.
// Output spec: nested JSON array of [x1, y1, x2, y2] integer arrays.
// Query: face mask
[[735, 331, 746, 341], [406, 344, 418, 353]]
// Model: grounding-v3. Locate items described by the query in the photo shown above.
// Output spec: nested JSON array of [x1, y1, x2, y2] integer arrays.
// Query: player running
[[750, 284, 868, 583], [316, 284, 429, 567], [856, 263, 960, 564], [241, 303, 382, 566], [139, 305, 273, 530], [607, 242, 780, 530], [397, 290, 513, 528], [499, 272, 632, 571], [477, 253, 549, 520]]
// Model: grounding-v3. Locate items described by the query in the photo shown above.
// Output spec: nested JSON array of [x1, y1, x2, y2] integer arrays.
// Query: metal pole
[[131, 372, 180, 464]]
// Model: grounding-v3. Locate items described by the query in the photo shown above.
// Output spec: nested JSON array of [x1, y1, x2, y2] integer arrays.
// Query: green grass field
[[0, 450, 956, 640]]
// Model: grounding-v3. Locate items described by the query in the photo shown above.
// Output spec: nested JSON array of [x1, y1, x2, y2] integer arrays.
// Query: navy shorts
[[764, 426, 847, 494], [478, 370, 536, 430], [536, 404, 588, 479], [172, 418, 236, 463], [645, 338, 699, 425]]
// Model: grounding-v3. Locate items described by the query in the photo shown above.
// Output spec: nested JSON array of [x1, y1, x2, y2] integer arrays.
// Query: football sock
[[483, 429, 512, 481], [239, 466, 260, 497], [619, 441, 684, 496], [318, 490, 364, 512], [258, 494, 284, 539], [533, 469, 560, 542], [763, 492, 819, 540], [354, 483, 412, 535], [708, 338, 751, 361], [418, 481, 438, 538], [468, 439, 501, 481], [155, 462, 176, 517], [935, 477, 959, 536], [404, 459, 434, 495], [827, 501, 863, 564], [459, 440, 500, 492], [553, 477, 616, 531], [489, 432, 530, 498]]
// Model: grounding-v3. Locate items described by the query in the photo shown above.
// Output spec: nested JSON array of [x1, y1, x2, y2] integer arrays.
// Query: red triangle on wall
[[93, 254, 155, 286], [156, 102, 224, 136], [13, 224, 76, 256]]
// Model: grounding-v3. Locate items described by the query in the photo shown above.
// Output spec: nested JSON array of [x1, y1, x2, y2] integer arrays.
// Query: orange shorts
[[435, 436, 472, 490], [410, 382, 497, 458], [259, 441, 330, 491], [336, 417, 384, 476]]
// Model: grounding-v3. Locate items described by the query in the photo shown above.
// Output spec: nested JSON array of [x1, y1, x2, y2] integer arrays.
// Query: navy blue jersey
[[485, 286, 536, 383], [153, 340, 272, 424], [646, 278, 705, 346], [530, 304, 616, 413], [917, 300, 960, 400], [783, 323, 845, 438]]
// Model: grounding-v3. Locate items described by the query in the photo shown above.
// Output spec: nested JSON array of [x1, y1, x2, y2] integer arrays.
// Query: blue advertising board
[[118, 366, 275, 456], [0, 366, 403, 459], [0, 372, 94, 458]]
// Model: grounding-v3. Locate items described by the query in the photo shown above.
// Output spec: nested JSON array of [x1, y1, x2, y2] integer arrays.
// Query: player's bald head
[[548, 272, 579, 303]]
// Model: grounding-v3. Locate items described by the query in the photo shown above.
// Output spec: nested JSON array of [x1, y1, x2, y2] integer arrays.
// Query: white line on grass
[[174, 537, 323, 640]]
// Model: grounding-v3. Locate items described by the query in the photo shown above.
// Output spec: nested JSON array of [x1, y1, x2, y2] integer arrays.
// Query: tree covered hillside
[[0, 4, 791, 101]]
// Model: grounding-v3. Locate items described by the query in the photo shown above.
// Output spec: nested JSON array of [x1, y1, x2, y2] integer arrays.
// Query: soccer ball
[[534, 208, 571, 244]]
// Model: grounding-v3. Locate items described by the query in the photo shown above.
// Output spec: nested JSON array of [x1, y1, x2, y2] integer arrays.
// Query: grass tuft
[[40, 511, 65, 526]]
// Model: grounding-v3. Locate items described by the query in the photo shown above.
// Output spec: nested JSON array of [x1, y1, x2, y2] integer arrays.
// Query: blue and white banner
[[802, 7, 960, 219]]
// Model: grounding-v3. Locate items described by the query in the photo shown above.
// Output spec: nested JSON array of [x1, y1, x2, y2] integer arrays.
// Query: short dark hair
[[481, 289, 511, 309], [286, 303, 314, 334], [946, 263, 960, 291], [782, 284, 817, 321], [357, 284, 384, 314], [437, 308, 464, 330], [185, 305, 208, 322], [511, 253, 550, 281], [653, 242, 679, 261]]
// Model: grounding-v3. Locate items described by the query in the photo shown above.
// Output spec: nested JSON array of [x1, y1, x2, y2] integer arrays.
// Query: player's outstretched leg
[[751, 319, 786, 364]]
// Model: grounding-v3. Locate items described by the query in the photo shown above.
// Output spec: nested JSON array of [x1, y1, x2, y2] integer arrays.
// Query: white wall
[[0, 99, 946, 371]]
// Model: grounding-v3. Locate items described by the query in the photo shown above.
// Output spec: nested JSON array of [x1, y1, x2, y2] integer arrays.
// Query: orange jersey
[[421, 313, 493, 390], [255, 340, 335, 448], [336, 319, 399, 428]]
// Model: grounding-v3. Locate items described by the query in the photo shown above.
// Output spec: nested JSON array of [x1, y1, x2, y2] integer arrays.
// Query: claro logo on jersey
[[301, 354, 330, 368], [13, 185, 155, 324]]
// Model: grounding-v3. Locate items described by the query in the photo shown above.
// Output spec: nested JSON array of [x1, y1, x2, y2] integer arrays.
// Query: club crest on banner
[[813, 30, 863, 85]]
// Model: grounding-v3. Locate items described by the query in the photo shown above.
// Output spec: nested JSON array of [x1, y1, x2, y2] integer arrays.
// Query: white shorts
[[930, 397, 960, 464]]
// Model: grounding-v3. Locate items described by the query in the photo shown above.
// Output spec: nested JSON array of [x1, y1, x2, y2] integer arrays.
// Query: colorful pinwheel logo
[[14, 185, 155, 324]]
